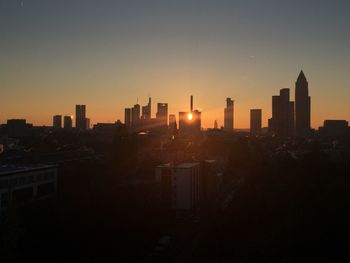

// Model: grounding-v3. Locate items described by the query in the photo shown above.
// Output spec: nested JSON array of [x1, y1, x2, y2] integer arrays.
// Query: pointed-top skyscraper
[[295, 70, 311, 136]]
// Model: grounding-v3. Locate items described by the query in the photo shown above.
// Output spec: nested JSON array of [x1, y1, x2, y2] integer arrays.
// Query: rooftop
[[0, 164, 57, 177], [176, 163, 200, 169]]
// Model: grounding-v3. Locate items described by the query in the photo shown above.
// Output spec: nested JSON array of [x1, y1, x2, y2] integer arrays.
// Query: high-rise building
[[319, 120, 349, 137], [124, 108, 131, 129], [75, 105, 87, 130], [156, 103, 168, 128], [85, 118, 90, 130], [53, 115, 62, 129], [169, 114, 177, 132], [295, 70, 311, 136], [268, 89, 294, 137], [141, 97, 151, 120], [131, 104, 140, 128], [63, 116, 72, 129], [224, 98, 234, 132], [250, 109, 262, 135]]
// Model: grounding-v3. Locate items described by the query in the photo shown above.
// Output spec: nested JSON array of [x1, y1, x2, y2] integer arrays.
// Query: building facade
[[156, 163, 201, 211], [53, 115, 62, 129], [250, 109, 262, 135], [75, 105, 87, 130], [63, 116, 73, 129], [268, 88, 294, 137]]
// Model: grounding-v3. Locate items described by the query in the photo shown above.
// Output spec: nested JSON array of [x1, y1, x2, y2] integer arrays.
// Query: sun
[[187, 113, 193, 121]]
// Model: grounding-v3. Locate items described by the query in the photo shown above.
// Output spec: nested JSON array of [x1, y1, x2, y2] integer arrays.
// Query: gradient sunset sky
[[1, 0, 349, 128]]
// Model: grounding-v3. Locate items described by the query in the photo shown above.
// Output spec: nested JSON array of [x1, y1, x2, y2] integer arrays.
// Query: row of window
[[0, 182, 55, 209], [0, 171, 56, 189]]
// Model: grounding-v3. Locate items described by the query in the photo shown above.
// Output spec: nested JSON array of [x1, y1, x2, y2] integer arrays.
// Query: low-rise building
[[0, 164, 58, 215]]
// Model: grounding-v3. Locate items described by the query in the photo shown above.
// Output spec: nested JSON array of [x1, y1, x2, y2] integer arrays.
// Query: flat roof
[[0, 164, 57, 177], [175, 163, 200, 169], [157, 162, 201, 169]]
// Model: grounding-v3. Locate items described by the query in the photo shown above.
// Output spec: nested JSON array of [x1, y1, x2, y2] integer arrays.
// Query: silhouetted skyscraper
[[124, 108, 131, 128], [75, 105, 87, 130], [63, 116, 72, 129], [224, 98, 234, 132], [156, 103, 168, 128], [169, 114, 177, 130], [53, 115, 62, 129], [131, 104, 140, 128], [295, 70, 311, 136], [268, 89, 294, 137], [250, 109, 262, 135], [141, 97, 151, 120]]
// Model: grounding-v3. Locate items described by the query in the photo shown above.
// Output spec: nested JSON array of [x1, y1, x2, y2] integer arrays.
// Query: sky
[[1, 0, 350, 128]]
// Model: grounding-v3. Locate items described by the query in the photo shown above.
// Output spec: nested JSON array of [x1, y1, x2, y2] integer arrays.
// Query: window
[[19, 176, 34, 185], [12, 187, 33, 204], [1, 192, 9, 208], [37, 182, 55, 197], [0, 180, 8, 190]]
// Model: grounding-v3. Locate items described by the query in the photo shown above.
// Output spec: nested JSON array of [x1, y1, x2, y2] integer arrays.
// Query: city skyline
[[1, 1, 350, 128], [0, 70, 347, 130]]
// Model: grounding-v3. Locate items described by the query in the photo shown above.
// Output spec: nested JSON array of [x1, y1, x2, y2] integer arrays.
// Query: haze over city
[[1, 0, 350, 128]]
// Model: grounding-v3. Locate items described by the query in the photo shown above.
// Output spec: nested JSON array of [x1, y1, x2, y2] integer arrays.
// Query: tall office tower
[[85, 118, 90, 130], [75, 105, 87, 130], [192, 110, 201, 132], [124, 108, 131, 128], [178, 112, 188, 133], [53, 115, 62, 129], [250, 109, 262, 135], [156, 103, 168, 128], [131, 104, 140, 128], [289, 101, 295, 136], [295, 70, 311, 136], [63, 116, 73, 129], [141, 97, 151, 120], [268, 89, 294, 137], [169, 114, 177, 132], [224, 98, 234, 132]]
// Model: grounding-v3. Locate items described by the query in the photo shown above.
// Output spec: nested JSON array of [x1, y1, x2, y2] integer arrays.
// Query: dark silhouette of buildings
[[53, 115, 62, 129], [268, 88, 294, 137], [295, 70, 311, 136], [131, 104, 141, 128], [141, 97, 151, 120], [75, 105, 87, 130], [250, 109, 262, 135], [3, 119, 33, 137], [63, 116, 72, 129], [124, 98, 173, 132], [179, 95, 201, 135], [319, 120, 349, 137], [169, 114, 177, 132], [224, 98, 234, 132]]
